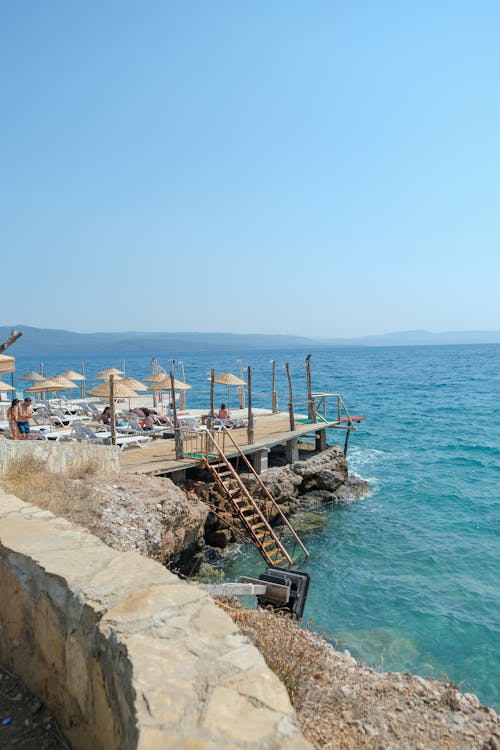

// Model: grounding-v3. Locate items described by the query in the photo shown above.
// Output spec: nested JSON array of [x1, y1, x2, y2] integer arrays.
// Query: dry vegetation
[[218, 600, 500, 750], [1, 457, 102, 531]]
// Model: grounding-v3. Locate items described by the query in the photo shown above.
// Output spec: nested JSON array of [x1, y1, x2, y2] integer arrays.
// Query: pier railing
[[294, 392, 360, 428]]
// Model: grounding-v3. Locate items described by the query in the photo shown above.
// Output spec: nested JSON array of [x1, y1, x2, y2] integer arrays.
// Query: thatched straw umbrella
[[95, 368, 124, 380], [24, 378, 70, 399], [213, 372, 246, 410], [120, 377, 148, 392], [87, 380, 141, 413], [18, 370, 44, 387], [0, 380, 16, 393], [59, 369, 86, 398], [147, 376, 191, 410], [0, 355, 15, 376]]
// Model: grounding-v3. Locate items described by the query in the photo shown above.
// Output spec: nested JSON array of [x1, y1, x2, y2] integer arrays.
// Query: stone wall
[[0, 493, 311, 750], [0, 440, 120, 476]]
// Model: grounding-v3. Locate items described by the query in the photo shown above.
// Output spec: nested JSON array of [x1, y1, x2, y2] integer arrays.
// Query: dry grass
[[216, 600, 347, 748], [216, 601, 497, 750], [1, 457, 101, 530]]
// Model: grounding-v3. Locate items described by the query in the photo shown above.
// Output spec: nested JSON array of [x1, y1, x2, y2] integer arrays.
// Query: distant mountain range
[[2, 325, 500, 358]]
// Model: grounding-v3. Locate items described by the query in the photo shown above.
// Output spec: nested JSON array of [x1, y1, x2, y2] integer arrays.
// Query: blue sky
[[2, 1, 500, 337]]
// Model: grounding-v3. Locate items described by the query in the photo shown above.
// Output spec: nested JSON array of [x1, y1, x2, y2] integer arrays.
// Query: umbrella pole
[[151, 358, 157, 408], [110, 375, 116, 445]]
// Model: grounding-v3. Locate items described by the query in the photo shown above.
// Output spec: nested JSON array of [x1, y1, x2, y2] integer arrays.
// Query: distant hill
[[2, 325, 500, 358], [0, 325, 316, 357]]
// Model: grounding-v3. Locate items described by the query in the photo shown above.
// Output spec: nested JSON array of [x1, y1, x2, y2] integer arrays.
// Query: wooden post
[[151, 358, 157, 408], [305, 355, 315, 422], [209, 368, 215, 428], [39, 362, 45, 400], [247, 365, 254, 444], [271, 359, 278, 413], [344, 427, 351, 457], [179, 361, 186, 410], [285, 363, 295, 431], [81, 359, 86, 399], [109, 375, 116, 445], [171, 366, 184, 459], [237, 359, 245, 409]]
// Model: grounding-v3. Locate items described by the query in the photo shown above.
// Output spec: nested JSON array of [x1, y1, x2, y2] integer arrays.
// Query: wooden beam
[[0, 329, 22, 354]]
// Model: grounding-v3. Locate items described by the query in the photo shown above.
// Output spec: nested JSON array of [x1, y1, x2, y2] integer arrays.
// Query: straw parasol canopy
[[0, 380, 16, 392], [149, 377, 192, 391], [0, 355, 15, 375], [87, 381, 140, 399], [95, 368, 124, 380], [214, 372, 246, 386], [144, 373, 169, 383], [24, 378, 70, 395], [19, 370, 44, 386], [49, 375, 79, 390], [59, 370, 85, 381], [213, 372, 246, 410], [120, 376, 149, 392]]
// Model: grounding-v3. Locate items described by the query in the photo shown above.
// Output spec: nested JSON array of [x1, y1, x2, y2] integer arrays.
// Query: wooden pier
[[120, 410, 362, 480]]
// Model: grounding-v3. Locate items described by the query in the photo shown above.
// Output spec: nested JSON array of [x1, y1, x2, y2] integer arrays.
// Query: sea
[[10, 343, 500, 710]]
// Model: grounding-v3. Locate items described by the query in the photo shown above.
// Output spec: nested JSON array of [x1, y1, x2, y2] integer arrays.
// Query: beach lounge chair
[[49, 407, 87, 427], [71, 423, 152, 450], [121, 415, 174, 438], [177, 415, 207, 431]]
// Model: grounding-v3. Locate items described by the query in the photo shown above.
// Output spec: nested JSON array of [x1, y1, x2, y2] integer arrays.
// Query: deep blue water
[[11, 344, 500, 708]]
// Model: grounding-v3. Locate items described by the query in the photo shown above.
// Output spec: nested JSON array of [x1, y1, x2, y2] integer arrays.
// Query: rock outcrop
[[52, 472, 209, 565]]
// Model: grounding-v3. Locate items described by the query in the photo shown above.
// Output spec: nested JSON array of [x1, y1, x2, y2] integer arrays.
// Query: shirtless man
[[16, 397, 33, 440]]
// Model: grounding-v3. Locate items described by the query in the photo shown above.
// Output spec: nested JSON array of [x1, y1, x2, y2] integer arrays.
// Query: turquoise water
[[12, 344, 500, 708]]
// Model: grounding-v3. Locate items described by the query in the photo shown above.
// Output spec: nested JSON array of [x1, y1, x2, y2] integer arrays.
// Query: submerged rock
[[288, 510, 329, 534]]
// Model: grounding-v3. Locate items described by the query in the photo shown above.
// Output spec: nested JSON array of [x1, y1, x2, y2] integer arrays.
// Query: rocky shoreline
[[2, 444, 499, 748]]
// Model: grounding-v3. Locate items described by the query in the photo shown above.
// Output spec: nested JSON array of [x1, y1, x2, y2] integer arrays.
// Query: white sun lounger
[[71, 423, 151, 450]]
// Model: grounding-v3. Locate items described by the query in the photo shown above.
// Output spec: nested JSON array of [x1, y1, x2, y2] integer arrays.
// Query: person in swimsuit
[[7, 398, 20, 439], [16, 397, 33, 440]]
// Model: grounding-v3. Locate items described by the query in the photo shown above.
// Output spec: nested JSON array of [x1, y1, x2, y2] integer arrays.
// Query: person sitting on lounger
[[141, 407, 160, 430], [218, 403, 229, 420], [98, 406, 112, 425]]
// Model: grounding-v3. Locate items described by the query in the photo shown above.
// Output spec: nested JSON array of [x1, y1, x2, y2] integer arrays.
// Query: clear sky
[[2, 1, 500, 338]]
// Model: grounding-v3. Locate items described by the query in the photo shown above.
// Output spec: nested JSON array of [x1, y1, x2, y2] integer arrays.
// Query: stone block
[[203, 686, 279, 742]]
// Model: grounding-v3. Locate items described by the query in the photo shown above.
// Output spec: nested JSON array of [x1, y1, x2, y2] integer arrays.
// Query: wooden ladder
[[203, 429, 309, 568]]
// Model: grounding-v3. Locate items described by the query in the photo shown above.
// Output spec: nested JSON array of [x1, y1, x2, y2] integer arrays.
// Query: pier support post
[[285, 363, 295, 431], [315, 428, 327, 452], [286, 438, 299, 464], [253, 448, 270, 475], [247, 366, 254, 444]]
